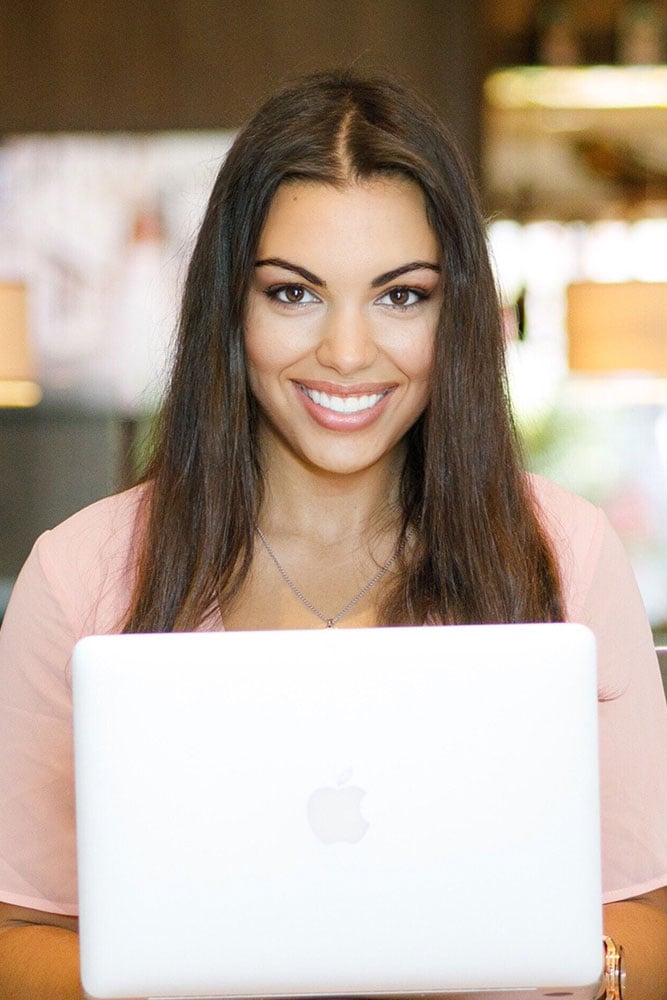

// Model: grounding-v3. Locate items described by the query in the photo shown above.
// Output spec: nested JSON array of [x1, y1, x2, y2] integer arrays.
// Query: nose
[[315, 305, 378, 375]]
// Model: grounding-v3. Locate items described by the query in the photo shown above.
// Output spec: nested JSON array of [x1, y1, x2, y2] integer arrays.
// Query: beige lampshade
[[567, 281, 667, 375], [0, 282, 41, 407]]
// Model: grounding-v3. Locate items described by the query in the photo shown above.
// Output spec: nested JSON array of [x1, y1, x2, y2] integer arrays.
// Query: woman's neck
[[258, 438, 405, 547]]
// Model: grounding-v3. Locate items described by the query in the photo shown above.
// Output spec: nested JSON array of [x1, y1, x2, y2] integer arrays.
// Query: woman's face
[[244, 176, 442, 478]]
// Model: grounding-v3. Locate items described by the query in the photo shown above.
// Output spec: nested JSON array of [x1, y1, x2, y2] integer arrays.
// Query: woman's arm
[[603, 887, 667, 999], [0, 903, 82, 1000]]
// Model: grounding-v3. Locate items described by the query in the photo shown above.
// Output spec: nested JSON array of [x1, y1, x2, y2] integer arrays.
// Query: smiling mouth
[[299, 385, 390, 414]]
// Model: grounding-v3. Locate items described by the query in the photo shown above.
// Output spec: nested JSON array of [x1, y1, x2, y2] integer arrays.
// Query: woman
[[0, 71, 666, 999]]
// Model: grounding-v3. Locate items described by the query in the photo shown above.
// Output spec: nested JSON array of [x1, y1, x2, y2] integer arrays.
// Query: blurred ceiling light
[[0, 283, 42, 407], [581, 222, 632, 283], [567, 280, 667, 376], [563, 376, 667, 407], [631, 219, 667, 280], [486, 66, 667, 110]]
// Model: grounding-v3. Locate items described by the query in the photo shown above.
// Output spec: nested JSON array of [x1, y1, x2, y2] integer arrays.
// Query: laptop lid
[[72, 622, 603, 1000]]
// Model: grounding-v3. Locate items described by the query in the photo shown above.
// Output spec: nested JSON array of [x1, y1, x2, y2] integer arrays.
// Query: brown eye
[[378, 286, 425, 308], [389, 287, 410, 306], [269, 284, 319, 305]]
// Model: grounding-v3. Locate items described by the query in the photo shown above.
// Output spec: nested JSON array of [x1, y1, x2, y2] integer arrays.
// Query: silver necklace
[[256, 526, 400, 628]]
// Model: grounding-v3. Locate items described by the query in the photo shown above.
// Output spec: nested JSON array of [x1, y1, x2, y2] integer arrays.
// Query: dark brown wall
[[485, 0, 667, 66], [0, 408, 120, 579], [0, 0, 485, 172]]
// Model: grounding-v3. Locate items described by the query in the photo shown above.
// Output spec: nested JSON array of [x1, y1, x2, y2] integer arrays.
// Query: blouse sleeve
[[581, 511, 667, 902], [0, 534, 81, 914], [533, 475, 667, 902], [0, 490, 141, 915]]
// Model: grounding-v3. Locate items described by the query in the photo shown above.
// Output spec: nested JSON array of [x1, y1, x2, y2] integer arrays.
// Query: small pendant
[[325, 618, 335, 628]]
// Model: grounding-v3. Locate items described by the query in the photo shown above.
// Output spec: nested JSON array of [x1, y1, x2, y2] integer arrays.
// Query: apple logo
[[307, 770, 370, 844]]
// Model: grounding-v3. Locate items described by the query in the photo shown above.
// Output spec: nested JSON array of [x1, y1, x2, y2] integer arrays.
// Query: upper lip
[[293, 379, 397, 397]]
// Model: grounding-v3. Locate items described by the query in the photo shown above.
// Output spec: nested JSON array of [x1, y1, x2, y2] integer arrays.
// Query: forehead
[[257, 177, 438, 263]]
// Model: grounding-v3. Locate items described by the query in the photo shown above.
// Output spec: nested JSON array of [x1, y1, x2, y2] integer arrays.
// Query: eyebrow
[[254, 257, 441, 289], [255, 258, 326, 287], [370, 262, 441, 288]]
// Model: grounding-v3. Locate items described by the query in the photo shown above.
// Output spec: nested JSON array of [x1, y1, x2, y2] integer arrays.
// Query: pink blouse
[[0, 475, 666, 915]]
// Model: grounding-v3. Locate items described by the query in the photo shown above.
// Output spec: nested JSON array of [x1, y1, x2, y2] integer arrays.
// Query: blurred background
[[2, 0, 667, 639]]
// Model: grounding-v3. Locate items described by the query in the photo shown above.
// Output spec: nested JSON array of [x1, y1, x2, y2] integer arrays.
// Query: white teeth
[[305, 387, 385, 413]]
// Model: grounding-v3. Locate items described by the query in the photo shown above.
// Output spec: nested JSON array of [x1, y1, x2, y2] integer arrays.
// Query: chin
[[300, 441, 403, 478]]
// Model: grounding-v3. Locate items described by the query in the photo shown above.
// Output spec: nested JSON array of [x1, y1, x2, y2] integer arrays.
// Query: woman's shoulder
[[525, 472, 608, 563], [36, 485, 147, 563], [525, 474, 649, 663], [525, 472, 616, 615], [26, 483, 150, 634], [526, 472, 600, 525], [38, 483, 149, 554]]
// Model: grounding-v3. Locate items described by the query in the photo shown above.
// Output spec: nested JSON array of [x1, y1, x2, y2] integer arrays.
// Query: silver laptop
[[72, 623, 604, 1000]]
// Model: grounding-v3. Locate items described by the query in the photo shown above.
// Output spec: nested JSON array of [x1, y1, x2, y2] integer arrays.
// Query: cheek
[[244, 302, 313, 378], [381, 302, 438, 382], [394, 330, 436, 383], [244, 310, 285, 380]]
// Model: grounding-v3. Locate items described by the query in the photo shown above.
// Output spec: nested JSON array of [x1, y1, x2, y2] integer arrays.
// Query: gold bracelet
[[598, 936, 625, 1000]]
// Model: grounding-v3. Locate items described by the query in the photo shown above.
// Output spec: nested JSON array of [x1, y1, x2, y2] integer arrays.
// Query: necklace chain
[[256, 526, 399, 628]]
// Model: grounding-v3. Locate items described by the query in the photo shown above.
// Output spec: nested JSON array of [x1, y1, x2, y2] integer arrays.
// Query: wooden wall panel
[[483, 0, 667, 66], [0, 0, 484, 171]]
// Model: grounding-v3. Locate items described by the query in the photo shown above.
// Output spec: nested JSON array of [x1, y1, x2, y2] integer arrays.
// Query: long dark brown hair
[[122, 70, 563, 632]]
